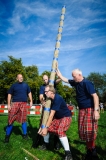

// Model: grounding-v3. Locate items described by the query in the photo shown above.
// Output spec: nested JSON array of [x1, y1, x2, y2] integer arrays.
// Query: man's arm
[[39, 110, 55, 136], [7, 94, 12, 111], [91, 93, 100, 120], [45, 110, 55, 127], [39, 94, 44, 103], [92, 93, 99, 110], [28, 92, 33, 106], [55, 78, 61, 84], [56, 69, 69, 83]]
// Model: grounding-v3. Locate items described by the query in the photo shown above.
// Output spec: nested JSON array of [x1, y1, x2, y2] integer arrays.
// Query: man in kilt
[[37, 74, 61, 150], [39, 85, 73, 160], [56, 68, 100, 160], [4, 74, 33, 143]]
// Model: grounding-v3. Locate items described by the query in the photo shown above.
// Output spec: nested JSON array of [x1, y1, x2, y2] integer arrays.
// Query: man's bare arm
[[28, 92, 33, 106], [39, 110, 56, 136], [7, 94, 12, 111], [91, 93, 100, 120], [56, 69, 69, 83], [92, 93, 99, 110], [46, 110, 56, 127], [55, 78, 61, 84], [39, 94, 45, 104]]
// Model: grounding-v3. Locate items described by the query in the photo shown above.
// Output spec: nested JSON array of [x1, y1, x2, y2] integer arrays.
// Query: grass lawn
[[0, 111, 106, 160]]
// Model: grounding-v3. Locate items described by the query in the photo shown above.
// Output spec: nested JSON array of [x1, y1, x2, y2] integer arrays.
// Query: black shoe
[[38, 142, 49, 150], [23, 134, 28, 140], [65, 151, 73, 160], [84, 149, 92, 160], [4, 135, 10, 143], [92, 148, 98, 157]]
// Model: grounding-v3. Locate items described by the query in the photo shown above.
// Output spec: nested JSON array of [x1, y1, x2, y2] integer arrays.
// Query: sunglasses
[[45, 90, 50, 93]]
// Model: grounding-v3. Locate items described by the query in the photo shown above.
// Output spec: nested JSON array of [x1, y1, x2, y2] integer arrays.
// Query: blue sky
[[0, 0, 106, 79]]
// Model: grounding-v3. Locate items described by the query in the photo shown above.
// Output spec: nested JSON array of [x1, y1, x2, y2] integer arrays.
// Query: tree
[[24, 65, 41, 103], [0, 56, 26, 103], [87, 72, 106, 103], [102, 74, 106, 104]]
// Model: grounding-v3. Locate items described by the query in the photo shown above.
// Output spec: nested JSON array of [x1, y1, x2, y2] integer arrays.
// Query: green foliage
[[24, 65, 41, 103], [87, 72, 106, 103], [41, 71, 51, 77]]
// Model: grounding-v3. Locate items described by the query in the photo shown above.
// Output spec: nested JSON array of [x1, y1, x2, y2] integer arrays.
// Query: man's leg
[[39, 133, 50, 150], [81, 108, 98, 160], [4, 124, 13, 143], [59, 136, 73, 160], [85, 140, 98, 158], [22, 122, 28, 139]]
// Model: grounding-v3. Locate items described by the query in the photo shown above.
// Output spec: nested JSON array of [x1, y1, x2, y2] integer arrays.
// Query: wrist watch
[[94, 108, 99, 111], [46, 126, 49, 129]]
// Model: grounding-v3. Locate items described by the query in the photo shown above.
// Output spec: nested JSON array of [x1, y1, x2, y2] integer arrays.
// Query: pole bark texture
[[41, 6, 66, 129]]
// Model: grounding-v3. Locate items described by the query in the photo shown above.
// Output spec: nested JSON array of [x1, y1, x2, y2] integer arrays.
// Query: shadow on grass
[[27, 117, 44, 148], [4, 125, 22, 136], [98, 124, 106, 128], [96, 146, 106, 160]]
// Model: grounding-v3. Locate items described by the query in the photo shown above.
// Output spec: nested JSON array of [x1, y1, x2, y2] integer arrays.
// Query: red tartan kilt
[[8, 102, 27, 124], [78, 108, 98, 141], [48, 117, 72, 137]]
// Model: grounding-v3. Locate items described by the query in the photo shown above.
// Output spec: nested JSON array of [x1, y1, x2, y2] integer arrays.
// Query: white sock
[[44, 133, 49, 143], [59, 136, 70, 151]]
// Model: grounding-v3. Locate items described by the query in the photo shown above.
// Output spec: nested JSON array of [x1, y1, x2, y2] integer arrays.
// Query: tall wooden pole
[[41, 6, 66, 129]]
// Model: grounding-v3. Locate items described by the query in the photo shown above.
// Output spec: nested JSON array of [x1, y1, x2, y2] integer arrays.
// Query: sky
[[0, 0, 106, 80]]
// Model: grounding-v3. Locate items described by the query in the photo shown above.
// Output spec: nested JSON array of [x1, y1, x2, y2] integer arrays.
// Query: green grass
[[0, 111, 106, 160]]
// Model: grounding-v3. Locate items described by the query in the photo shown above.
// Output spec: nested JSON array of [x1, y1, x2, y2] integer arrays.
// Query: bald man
[[57, 68, 100, 160], [4, 74, 32, 143], [39, 74, 61, 104]]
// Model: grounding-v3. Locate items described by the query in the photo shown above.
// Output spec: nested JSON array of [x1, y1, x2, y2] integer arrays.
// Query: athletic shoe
[[65, 151, 73, 160], [4, 135, 10, 143]]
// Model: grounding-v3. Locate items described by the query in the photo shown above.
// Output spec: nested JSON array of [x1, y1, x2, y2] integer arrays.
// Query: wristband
[[41, 125, 48, 129], [44, 107, 50, 112], [41, 125, 46, 128]]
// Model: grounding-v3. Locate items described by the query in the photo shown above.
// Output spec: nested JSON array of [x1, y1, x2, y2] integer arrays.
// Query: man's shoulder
[[55, 93, 63, 101], [40, 84, 46, 89], [82, 79, 95, 93], [11, 82, 18, 87], [83, 79, 93, 85]]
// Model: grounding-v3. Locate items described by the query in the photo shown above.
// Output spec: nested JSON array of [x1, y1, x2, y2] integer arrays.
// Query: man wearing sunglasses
[[39, 85, 73, 160]]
